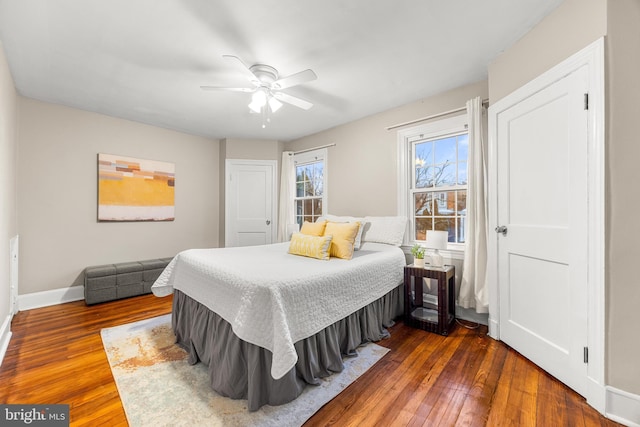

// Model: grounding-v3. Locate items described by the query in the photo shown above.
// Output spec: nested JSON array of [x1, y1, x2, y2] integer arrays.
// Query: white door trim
[[224, 159, 278, 247], [9, 235, 19, 315], [488, 37, 605, 412]]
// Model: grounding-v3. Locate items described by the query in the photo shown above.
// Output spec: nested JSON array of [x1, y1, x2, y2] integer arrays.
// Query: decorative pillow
[[317, 214, 366, 250], [288, 233, 333, 260], [361, 216, 407, 246], [324, 221, 361, 260], [300, 220, 327, 236]]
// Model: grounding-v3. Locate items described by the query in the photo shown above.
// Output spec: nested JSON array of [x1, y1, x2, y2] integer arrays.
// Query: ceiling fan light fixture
[[248, 100, 262, 114], [268, 97, 283, 113], [249, 89, 268, 113], [205, 55, 317, 118]]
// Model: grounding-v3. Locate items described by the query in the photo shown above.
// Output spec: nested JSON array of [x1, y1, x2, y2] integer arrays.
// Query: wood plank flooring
[[0, 294, 620, 426]]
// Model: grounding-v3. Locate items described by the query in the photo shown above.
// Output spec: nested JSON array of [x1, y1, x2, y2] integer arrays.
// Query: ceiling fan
[[201, 55, 317, 113]]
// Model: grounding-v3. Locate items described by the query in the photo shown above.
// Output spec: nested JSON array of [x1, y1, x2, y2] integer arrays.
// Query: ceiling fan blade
[[200, 85, 255, 92], [273, 91, 313, 110], [222, 55, 260, 85], [272, 69, 317, 90]]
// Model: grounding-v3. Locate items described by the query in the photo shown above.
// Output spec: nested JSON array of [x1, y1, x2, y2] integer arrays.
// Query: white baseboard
[[487, 317, 499, 340], [18, 286, 85, 311], [606, 386, 640, 427], [0, 314, 13, 367], [586, 376, 607, 418]]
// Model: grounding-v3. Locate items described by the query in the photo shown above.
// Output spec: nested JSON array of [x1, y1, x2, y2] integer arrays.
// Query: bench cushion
[[84, 257, 171, 305]]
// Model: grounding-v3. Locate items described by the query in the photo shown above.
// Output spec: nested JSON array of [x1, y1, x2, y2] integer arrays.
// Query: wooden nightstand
[[404, 264, 456, 335]]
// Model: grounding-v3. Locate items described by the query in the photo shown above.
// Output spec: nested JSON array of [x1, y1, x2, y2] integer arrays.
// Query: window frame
[[397, 114, 468, 253], [293, 148, 328, 226]]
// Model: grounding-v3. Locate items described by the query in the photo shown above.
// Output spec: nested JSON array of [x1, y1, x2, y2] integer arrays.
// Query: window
[[293, 149, 327, 227], [398, 115, 468, 248]]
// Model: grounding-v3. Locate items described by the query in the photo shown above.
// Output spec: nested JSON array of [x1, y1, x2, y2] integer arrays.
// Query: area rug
[[101, 314, 389, 427]]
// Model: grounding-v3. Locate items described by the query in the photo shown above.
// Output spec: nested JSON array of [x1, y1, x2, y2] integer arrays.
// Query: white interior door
[[225, 160, 276, 247], [494, 65, 589, 397]]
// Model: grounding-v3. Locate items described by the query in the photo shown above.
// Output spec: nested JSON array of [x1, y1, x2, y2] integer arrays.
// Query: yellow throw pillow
[[324, 221, 361, 260], [288, 233, 333, 260], [300, 220, 327, 236]]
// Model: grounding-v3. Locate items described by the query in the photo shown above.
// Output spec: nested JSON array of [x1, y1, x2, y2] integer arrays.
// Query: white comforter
[[152, 242, 405, 379]]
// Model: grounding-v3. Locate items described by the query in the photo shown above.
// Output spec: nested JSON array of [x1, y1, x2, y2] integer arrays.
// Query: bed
[[152, 215, 407, 410]]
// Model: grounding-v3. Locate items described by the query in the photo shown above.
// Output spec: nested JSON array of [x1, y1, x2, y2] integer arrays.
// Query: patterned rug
[[101, 314, 389, 426]]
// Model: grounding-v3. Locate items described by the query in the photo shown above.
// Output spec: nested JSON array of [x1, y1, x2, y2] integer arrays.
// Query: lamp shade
[[425, 230, 448, 250]]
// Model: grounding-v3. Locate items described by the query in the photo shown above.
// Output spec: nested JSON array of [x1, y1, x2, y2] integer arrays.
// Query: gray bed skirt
[[172, 283, 404, 411]]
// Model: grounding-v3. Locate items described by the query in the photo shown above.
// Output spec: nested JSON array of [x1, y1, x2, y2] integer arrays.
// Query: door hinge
[[583, 346, 589, 364], [584, 93, 589, 110]]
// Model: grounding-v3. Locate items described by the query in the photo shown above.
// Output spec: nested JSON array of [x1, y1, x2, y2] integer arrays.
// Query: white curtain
[[277, 151, 296, 242], [458, 97, 489, 313]]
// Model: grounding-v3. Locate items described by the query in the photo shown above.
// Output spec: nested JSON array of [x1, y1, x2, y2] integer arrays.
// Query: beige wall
[[17, 98, 220, 294], [0, 42, 18, 327], [222, 138, 281, 161], [285, 80, 488, 217], [488, 0, 606, 102], [606, 0, 640, 395]]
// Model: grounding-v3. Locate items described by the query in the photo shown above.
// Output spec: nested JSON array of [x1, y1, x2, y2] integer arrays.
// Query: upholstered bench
[[84, 257, 173, 305]]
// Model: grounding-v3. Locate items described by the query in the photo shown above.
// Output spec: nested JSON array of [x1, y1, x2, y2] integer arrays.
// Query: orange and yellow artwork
[[98, 154, 175, 221]]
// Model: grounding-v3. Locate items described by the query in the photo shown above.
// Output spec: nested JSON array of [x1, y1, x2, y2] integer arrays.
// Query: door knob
[[266, 220, 271, 225], [495, 226, 507, 236]]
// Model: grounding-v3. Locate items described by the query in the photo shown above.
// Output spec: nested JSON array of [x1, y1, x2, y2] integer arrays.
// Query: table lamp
[[425, 230, 448, 267]]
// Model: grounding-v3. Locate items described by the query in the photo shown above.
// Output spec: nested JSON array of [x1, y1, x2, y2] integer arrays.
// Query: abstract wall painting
[[98, 153, 175, 222]]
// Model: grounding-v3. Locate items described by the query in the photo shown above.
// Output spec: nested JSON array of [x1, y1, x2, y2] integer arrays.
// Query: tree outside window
[[413, 132, 468, 243], [294, 159, 324, 226]]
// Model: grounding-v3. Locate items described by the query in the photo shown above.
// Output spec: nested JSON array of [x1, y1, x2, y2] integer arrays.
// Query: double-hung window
[[293, 148, 327, 227], [398, 115, 468, 249]]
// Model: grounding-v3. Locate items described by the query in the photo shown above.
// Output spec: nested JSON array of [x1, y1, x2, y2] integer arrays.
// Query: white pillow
[[361, 216, 407, 246], [317, 214, 366, 250]]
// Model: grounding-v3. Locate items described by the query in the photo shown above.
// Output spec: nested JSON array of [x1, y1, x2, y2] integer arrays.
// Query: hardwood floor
[[0, 294, 620, 426]]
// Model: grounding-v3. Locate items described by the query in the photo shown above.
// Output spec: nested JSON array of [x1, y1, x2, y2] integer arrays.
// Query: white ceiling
[[0, 0, 563, 141]]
